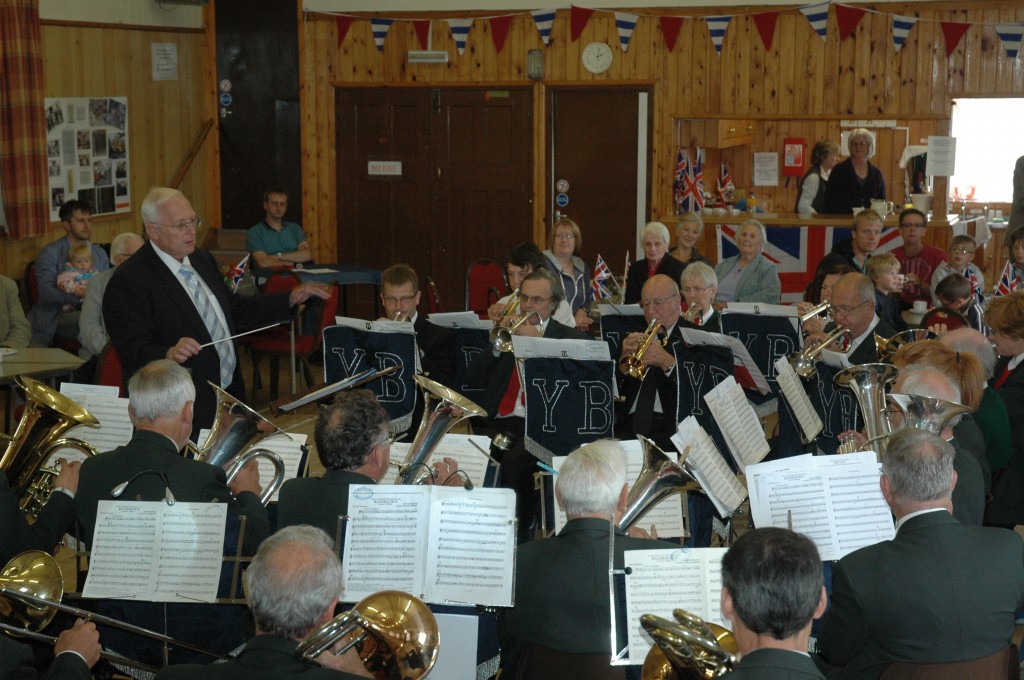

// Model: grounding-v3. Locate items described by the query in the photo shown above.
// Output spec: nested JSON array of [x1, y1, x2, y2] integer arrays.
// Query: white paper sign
[[926, 135, 957, 177], [753, 152, 779, 186]]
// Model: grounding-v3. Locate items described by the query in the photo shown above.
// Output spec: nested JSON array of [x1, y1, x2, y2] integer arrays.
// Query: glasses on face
[[639, 293, 679, 309], [153, 217, 202, 232], [950, 247, 973, 255], [832, 300, 869, 317], [682, 286, 708, 295], [900, 222, 925, 230], [555, 233, 576, 241], [383, 295, 417, 305], [522, 295, 553, 306]]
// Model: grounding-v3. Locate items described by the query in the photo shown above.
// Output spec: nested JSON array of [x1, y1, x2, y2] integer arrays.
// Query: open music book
[[670, 416, 747, 518], [745, 452, 895, 561], [83, 501, 227, 603], [342, 485, 516, 607], [703, 376, 771, 473], [622, 547, 728, 664], [773, 356, 824, 443], [53, 383, 132, 463]]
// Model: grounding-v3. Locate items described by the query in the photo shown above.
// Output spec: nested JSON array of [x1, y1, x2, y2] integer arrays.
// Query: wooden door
[[548, 88, 652, 280], [336, 87, 532, 316]]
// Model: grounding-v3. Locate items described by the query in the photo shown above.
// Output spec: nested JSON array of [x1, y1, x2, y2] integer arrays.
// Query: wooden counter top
[[661, 212, 963, 228]]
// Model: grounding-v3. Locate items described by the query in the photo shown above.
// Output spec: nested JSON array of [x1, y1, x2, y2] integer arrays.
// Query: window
[[949, 98, 1024, 203]]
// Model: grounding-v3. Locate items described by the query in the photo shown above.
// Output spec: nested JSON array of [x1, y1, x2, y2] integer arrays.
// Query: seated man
[[1, 456, 80, 565], [719, 528, 827, 680], [500, 440, 673, 675], [487, 242, 575, 327], [155, 525, 366, 679], [0, 619, 100, 680], [78, 232, 144, 359], [74, 359, 269, 551], [817, 428, 1024, 680], [807, 273, 895, 364], [0, 273, 30, 348], [680, 261, 720, 331], [246, 188, 313, 270], [816, 210, 882, 275]]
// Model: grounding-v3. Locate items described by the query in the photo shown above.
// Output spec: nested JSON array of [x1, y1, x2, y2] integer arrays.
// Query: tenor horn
[[393, 375, 487, 485], [875, 328, 936, 360], [887, 393, 972, 436], [295, 590, 439, 680], [788, 324, 853, 379], [185, 383, 286, 505], [0, 376, 101, 516], [620, 318, 668, 380], [640, 610, 738, 680], [834, 363, 898, 455], [619, 436, 700, 532]]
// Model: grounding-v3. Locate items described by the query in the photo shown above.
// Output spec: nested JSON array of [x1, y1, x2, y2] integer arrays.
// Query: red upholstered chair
[[424, 275, 444, 314], [879, 645, 1020, 680], [248, 283, 340, 400], [240, 271, 301, 392], [465, 259, 506, 316], [94, 343, 123, 391]]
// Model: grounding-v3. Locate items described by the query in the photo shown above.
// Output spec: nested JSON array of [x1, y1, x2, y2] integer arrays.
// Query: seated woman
[[543, 218, 593, 330], [624, 221, 685, 304], [713, 219, 781, 304], [823, 128, 886, 215], [670, 212, 711, 267]]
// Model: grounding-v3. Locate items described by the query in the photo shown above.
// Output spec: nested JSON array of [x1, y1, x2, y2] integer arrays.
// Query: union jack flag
[[230, 254, 250, 292], [673, 147, 689, 214], [592, 254, 614, 300], [716, 162, 735, 202], [996, 260, 1022, 296]]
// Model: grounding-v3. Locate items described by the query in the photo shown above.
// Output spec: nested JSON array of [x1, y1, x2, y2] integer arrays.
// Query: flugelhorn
[[833, 363, 897, 455], [619, 436, 700, 533], [788, 324, 853, 379], [490, 312, 535, 353], [393, 375, 487, 485], [0, 376, 101, 516], [295, 590, 439, 680], [621, 318, 668, 380], [185, 383, 286, 505], [640, 609, 738, 680]]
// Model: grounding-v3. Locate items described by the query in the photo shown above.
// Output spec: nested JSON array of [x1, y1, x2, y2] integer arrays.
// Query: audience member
[[78, 232, 143, 359], [0, 273, 30, 348], [543, 218, 593, 330], [817, 210, 882, 275], [713, 219, 781, 304], [56, 243, 97, 298], [995, 227, 1024, 296], [626, 221, 685, 304], [892, 208, 947, 309], [823, 128, 886, 214], [933, 273, 982, 332], [246, 188, 313, 270], [931, 233, 984, 307], [864, 253, 907, 332], [671, 212, 710, 266], [795, 139, 840, 214]]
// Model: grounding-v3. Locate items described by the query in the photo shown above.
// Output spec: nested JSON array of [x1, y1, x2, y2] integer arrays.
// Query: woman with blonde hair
[[543, 217, 593, 330], [670, 212, 710, 266]]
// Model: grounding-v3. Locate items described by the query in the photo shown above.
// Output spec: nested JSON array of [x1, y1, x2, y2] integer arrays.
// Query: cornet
[[788, 324, 853, 379], [682, 303, 702, 323], [490, 312, 536, 353], [620, 318, 668, 380], [798, 300, 831, 323], [491, 288, 521, 327]]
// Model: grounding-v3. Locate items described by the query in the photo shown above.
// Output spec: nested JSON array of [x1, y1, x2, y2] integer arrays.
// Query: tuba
[[393, 375, 487, 485], [640, 610, 738, 680], [887, 393, 972, 435], [619, 435, 700, 532], [185, 383, 286, 505], [788, 324, 853, 379], [0, 376, 101, 516], [295, 590, 439, 680], [620, 318, 668, 380], [833, 363, 897, 455]]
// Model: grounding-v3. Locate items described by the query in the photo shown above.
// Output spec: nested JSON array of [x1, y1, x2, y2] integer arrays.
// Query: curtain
[[0, 0, 48, 239]]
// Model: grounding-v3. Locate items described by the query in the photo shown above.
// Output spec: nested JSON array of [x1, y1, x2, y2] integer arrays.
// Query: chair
[[249, 283, 340, 400], [465, 259, 506, 316], [94, 342, 123, 390], [511, 643, 627, 680], [425, 275, 444, 314], [879, 645, 1020, 680], [242, 271, 301, 391], [20, 260, 37, 312]]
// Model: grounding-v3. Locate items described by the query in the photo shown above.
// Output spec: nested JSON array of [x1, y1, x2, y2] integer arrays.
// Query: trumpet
[[489, 312, 536, 353], [620, 318, 668, 380], [788, 324, 853, 379]]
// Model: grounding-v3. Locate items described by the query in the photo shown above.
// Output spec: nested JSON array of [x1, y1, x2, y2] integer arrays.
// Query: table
[[0, 348, 84, 431], [295, 263, 381, 316]]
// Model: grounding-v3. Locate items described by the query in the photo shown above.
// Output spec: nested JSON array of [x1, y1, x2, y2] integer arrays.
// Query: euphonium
[[640, 610, 738, 680], [874, 328, 937, 361], [295, 590, 439, 680], [833, 363, 897, 455], [788, 324, 853, 379], [621, 318, 667, 380], [619, 435, 700, 532], [0, 376, 101, 516], [185, 383, 286, 505], [393, 375, 487, 485], [887, 393, 972, 436], [490, 312, 535, 353]]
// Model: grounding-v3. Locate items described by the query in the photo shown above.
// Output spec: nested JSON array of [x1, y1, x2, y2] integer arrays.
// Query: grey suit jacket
[[713, 254, 781, 304], [818, 511, 1024, 680]]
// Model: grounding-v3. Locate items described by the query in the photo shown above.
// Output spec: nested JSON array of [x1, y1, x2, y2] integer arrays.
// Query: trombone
[[620, 318, 668, 380]]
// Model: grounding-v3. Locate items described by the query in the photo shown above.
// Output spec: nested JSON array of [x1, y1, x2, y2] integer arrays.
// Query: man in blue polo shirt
[[246, 189, 313, 270]]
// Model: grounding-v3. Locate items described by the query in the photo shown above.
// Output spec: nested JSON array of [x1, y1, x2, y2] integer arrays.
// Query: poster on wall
[[44, 97, 129, 222]]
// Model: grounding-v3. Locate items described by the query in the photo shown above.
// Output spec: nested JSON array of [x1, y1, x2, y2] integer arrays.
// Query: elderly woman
[[713, 219, 781, 304], [624, 221, 685, 304], [543, 218, 593, 330], [670, 212, 710, 266], [823, 128, 886, 214], [680, 262, 720, 331], [796, 139, 840, 214]]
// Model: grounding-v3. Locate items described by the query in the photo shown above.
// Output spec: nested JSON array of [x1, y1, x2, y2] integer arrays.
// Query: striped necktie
[[178, 264, 235, 387]]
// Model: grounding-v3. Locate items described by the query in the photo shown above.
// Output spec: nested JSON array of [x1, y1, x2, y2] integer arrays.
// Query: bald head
[[829, 273, 876, 337], [640, 274, 681, 329]]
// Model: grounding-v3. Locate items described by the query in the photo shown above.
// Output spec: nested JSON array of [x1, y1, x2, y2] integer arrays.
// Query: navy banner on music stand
[[598, 313, 648, 367], [450, 327, 490, 399], [719, 310, 801, 395], [673, 342, 736, 470], [810, 361, 863, 455]]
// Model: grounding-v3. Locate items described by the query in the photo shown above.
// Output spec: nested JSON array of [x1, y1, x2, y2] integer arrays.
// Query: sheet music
[[252, 433, 307, 503], [820, 348, 852, 368], [511, 335, 611, 362], [428, 311, 484, 328], [391, 434, 492, 489], [51, 394, 133, 464], [425, 487, 516, 606], [60, 382, 119, 399], [550, 442, 687, 538], [773, 356, 824, 443], [342, 485, 431, 601], [680, 327, 770, 395], [83, 501, 227, 603], [332, 316, 417, 334], [671, 417, 746, 518], [746, 453, 894, 561], [703, 377, 770, 473], [623, 548, 728, 663]]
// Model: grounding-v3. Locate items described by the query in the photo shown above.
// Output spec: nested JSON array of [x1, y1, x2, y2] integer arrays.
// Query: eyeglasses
[[682, 286, 708, 295], [383, 295, 417, 305], [950, 247, 973, 255], [152, 217, 202, 232], [639, 293, 679, 309], [522, 295, 553, 306], [554, 233, 576, 240], [900, 222, 925, 230], [831, 300, 869, 316]]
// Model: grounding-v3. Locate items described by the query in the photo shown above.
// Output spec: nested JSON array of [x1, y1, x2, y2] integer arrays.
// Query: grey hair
[[245, 525, 344, 639], [882, 428, 955, 504], [642, 221, 671, 247], [556, 439, 626, 517], [524, 267, 565, 305], [847, 128, 876, 158], [738, 219, 767, 253], [140, 187, 185, 225], [681, 261, 717, 288], [110, 232, 144, 261], [941, 328, 996, 379], [127, 360, 196, 421], [898, 365, 963, 428]]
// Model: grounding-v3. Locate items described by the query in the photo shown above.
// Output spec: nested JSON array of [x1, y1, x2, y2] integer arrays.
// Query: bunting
[[752, 12, 779, 52], [491, 16, 513, 54], [615, 12, 639, 52], [412, 20, 430, 50], [531, 9, 555, 46], [370, 18, 393, 52], [660, 16, 684, 53], [706, 16, 732, 55], [834, 4, 866, 41], [996, 23, 1024, 59], [447, 18, 473, 55], [799, 3, 829, 41], [570, 5, 595, 43], [941, 21, 970, 58], [335, 15, 354, 46], [892, 15, 916, 53]]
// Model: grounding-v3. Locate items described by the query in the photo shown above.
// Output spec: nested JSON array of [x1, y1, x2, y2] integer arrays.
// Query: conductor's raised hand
[[166, 337, 202, 364]]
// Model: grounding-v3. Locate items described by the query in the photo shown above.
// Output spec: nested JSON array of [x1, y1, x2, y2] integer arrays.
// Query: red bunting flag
[[412, 20, 430, 50], [335, 15, 354, 46], [660, 16, 684, 52], [834, 4, 867, 41], [941, 21, 970, 57], [570, 6, 595, 42], [752, 12, 779, 51], [490, 15, 512, 54]]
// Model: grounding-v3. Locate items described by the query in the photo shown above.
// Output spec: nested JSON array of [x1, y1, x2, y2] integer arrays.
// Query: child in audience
[[935, 272, 984, 332], [865, 253, 907, 331], [56, 243, 96, 310], [932, 234, 985, 306]]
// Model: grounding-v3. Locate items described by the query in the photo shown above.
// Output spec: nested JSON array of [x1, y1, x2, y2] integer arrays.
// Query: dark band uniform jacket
[[0, 636, 91, 680], [277, 469, 376, 541], [153, 635, 364, 679], [724, 648, 825, 680], [0, 471, 74, 565]]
